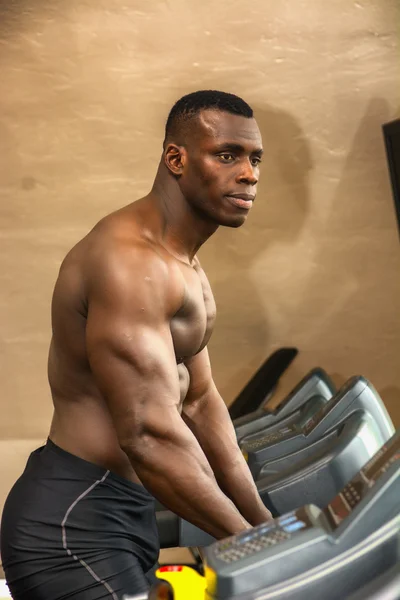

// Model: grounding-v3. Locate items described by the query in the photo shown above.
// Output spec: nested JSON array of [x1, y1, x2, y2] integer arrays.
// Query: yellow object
[[204, 565, 217, 596], [242, 449, 249, 462], [156, 564, 206, 600]]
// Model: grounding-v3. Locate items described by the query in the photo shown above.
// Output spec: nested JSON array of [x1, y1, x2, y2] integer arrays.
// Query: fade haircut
[[164, 90, 254, 147]]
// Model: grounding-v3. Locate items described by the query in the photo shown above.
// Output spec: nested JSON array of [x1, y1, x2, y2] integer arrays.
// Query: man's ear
[[164, 143, 186, 176]]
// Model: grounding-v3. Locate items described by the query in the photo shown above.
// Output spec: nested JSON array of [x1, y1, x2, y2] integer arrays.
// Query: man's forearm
[[182, 394, 272, 527], [214, 450, 272, 526], [123, 433, 252, 540]]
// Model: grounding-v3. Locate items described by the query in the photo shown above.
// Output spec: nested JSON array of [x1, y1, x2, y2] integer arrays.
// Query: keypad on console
[[342, 483, 361, 507], [246, 431, 285, 450], [215, 529, 291, 564]]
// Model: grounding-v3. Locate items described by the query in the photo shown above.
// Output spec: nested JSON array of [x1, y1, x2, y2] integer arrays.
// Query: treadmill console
[[241, 425, 297, 453], [212, 508, 314, 566], [204, 430, 399, 599], [303, 397, 337, 435], [302, 378, 365, 436], [324, 432, 400, 527]]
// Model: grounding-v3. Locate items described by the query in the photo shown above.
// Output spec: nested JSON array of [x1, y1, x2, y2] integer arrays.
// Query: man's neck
[[149, 164, 218, 265]]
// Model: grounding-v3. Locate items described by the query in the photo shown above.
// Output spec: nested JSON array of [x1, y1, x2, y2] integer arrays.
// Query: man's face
[[177, 109, 263, 228]]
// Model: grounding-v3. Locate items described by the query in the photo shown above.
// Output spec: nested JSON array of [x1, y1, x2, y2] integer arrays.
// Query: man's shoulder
[[78, 207, 162, 269], [80, 210, 184, 306], [60, 212, 153, 274]]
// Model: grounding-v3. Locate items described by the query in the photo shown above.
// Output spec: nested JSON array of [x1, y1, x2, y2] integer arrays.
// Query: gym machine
[[202, 429, 400, 598], [124, 430, 400, 600], [156, 408, 391, 546], [240, 376, 394, 478], [234, 368, 336, 442]]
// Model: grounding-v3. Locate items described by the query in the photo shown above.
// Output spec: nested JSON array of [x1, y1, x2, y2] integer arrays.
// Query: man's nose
[[237, 159, 258, 185]]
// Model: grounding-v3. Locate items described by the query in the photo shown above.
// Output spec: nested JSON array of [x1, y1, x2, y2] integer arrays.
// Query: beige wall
[[0, 0, 399, 510]]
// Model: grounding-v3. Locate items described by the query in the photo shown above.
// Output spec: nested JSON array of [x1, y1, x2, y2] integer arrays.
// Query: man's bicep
[[183, 347, 233, 430], [85, 279, 181, 447]]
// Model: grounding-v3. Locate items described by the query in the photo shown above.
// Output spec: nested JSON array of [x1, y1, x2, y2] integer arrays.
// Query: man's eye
[[219, 154, 235, 162], [251, 157, 262, 166]]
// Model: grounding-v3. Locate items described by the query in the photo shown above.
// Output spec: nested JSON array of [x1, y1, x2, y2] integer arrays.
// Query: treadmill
[[234, 368, 336, 442], [125, 525, 400, 600], [256, 409, 388, 516], [208, 516, 400, 600], [240, 376, 394, 478], [156, 408, 388, 547], [153, 369, 336, 513], [202, 429, 400, 599], [123, 522, 400, 600]]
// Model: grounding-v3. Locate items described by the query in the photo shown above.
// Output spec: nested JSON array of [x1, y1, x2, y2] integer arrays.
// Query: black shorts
[[0, 439, 160, 599]]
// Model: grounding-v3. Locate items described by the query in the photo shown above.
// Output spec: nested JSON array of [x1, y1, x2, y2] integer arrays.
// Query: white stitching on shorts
[[61, 470, 119, 600]]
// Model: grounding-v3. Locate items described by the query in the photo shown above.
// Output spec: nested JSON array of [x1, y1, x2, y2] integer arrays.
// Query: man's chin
[[219, 213, 248, 228]]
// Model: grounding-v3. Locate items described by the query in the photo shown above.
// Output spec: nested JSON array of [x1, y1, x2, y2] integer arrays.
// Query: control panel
[[324, 431, 400, 528], [302, 377, 367, 436], [212, 509, 313, 566], [272, 368, 335, 416], [235, 388, 330, 443], [240, 377, 394, 473], [241, 425, 296, 452], [204, 430, 400, 599]]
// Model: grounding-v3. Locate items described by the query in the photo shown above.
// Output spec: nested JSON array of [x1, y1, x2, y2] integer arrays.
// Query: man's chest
[[170, 264, 217, 360]]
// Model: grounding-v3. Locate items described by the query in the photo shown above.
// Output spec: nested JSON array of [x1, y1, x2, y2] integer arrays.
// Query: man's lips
[[225, 193, 255, 209]]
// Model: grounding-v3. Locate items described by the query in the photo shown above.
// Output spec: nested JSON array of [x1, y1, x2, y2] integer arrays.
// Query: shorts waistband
[[44, 437, 153, 500]]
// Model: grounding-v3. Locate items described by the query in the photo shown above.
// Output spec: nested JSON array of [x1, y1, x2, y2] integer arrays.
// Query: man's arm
[[182, 347, 272, 527], [85, 243, 251, 539]]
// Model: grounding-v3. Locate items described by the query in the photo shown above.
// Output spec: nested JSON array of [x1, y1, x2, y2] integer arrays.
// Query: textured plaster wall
[[0, 0, 399, 512]]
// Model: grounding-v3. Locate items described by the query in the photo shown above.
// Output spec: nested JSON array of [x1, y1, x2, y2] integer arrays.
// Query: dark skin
[[48, 108, 272, 540]]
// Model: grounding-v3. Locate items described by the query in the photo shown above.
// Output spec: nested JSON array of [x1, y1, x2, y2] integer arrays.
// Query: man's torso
[[48, 199, 217, 485]]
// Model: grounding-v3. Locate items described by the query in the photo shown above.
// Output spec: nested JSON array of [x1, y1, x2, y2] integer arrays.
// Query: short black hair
[[164, 90, 253, 146]]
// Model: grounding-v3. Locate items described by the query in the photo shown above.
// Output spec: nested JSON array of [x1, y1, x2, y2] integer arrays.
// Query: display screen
[[324, 431, 400, 528]]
